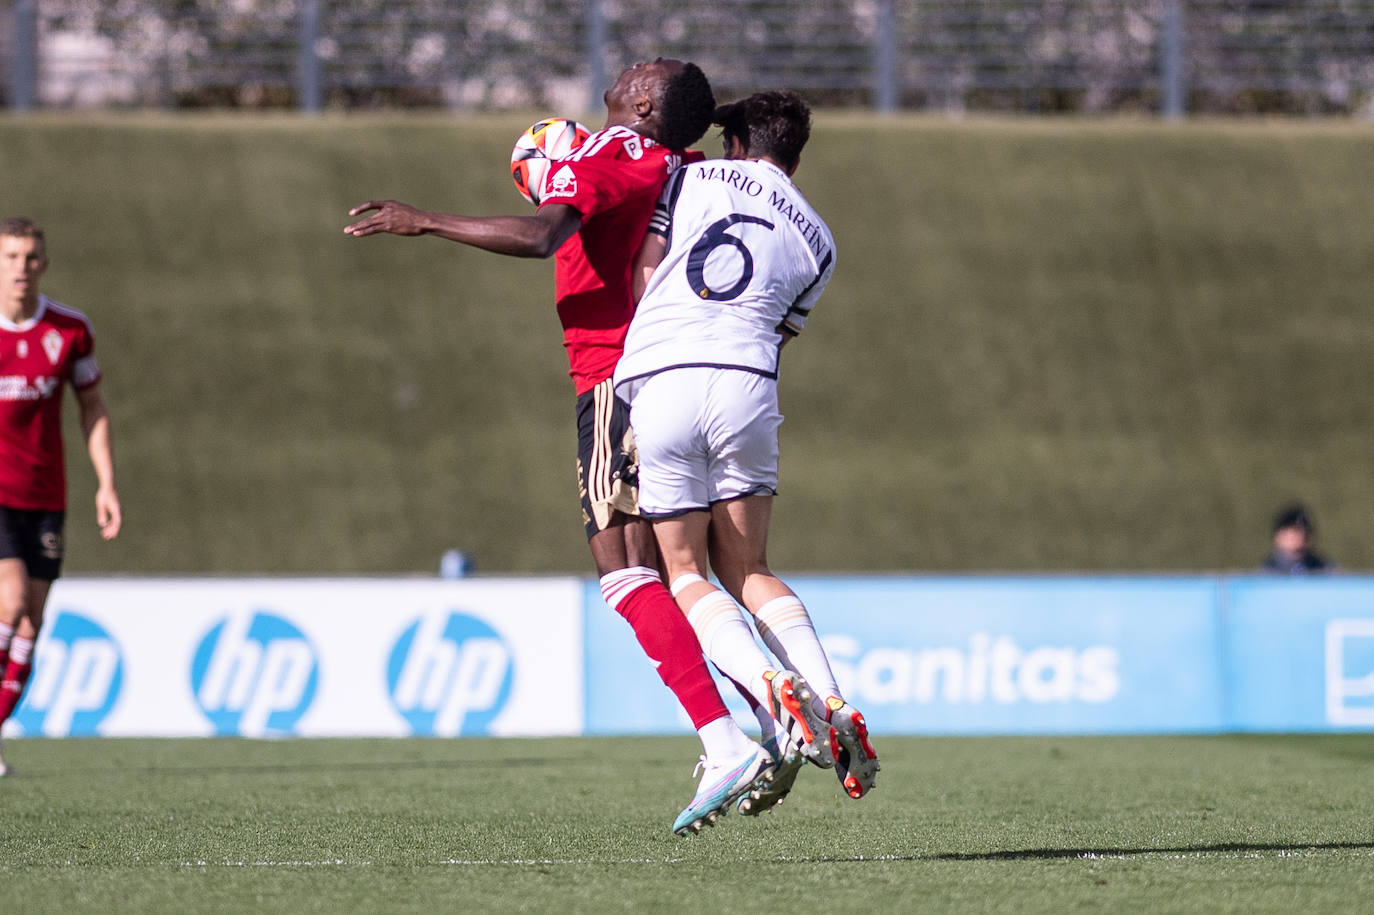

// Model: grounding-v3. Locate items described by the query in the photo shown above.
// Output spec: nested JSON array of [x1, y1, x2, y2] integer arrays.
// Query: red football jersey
[[0, 295, 101, 510], [539, 126, 700, 394]]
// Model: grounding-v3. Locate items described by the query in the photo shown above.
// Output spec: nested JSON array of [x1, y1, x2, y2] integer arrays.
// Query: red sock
[[602, 570, 729, 729], [0, 659, 32, 724]]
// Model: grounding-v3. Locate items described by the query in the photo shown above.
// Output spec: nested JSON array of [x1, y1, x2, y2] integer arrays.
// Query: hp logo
[[387, 613, 514, 736], [191, 612, 319, 736], [13, 612, 123, 736]]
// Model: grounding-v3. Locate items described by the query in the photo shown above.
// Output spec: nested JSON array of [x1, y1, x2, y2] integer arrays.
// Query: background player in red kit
[[346, 60, 802, 833], [0, 217, 122, 775]]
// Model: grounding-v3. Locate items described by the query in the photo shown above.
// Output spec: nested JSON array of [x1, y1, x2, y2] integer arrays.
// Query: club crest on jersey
[[545, 164, 578, 198], [624, 136, 644, 160], [42, 329, 63, 364], [16, 340, 27, 358]]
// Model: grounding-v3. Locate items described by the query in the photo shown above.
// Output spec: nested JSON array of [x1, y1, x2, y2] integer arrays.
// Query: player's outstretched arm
[[75, 383, 121, 541], [344, 200, 582, 259]]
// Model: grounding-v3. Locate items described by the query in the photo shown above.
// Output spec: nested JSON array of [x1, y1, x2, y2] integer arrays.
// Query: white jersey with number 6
[[612, 158, 835, 398]]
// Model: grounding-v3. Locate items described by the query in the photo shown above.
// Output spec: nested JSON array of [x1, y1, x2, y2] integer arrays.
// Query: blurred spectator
[[1260, 504, 1332, 574]]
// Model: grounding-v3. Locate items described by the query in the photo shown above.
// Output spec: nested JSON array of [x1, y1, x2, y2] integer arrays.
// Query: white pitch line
[[179, 859, 370, 867], [440, 858, 686, 866]]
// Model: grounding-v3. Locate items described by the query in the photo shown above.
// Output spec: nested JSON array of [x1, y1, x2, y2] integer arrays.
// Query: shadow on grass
[[927, 841, 1374, 861]]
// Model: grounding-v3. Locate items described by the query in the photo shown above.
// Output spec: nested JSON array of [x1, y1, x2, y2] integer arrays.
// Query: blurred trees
[[7, 0, 1373, 114]]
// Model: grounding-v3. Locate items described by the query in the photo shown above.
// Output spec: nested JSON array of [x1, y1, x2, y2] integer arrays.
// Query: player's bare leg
[[0, 558, 20, 777], [655, 512, 828, 782], [0, 558, 25, 659], [709, 495, 880, 798], [0, 563, 49, 777], [590, 515, 776, 832]]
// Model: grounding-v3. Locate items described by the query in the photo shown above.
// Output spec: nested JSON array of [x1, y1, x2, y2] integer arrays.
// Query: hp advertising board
[[5, 575, 1372, 738], [5, 579, 581, 738], [192, 612, 320, 737], [386, 612, 515, 736], [12, 612, 122, 737]]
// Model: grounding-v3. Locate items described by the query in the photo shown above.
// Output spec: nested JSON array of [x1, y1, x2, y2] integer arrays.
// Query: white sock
[[697, 715, 756, 763], [754, 595, 842, 706], [8, 636, 33, 665], [729, 674, 779, 743], [599, 566, 661, 612], [685, 588, 774, 707], [668, 572, 706, 597], [0, 622, 13, 653]]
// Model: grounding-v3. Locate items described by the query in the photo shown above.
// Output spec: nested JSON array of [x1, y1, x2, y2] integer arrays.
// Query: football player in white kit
[[614, 92, 879, 807]]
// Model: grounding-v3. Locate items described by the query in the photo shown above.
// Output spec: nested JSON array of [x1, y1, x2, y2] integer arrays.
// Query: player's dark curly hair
[[657, 62, 716, 150], [713, 90, 812, 169], [0, 216, 44, 243]]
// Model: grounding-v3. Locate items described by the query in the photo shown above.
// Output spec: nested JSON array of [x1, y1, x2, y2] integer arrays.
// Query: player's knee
[[0, 590, 24, 623]]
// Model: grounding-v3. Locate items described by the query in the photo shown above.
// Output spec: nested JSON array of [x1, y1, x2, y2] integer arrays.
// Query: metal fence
[[2, 1, 1373, 116]]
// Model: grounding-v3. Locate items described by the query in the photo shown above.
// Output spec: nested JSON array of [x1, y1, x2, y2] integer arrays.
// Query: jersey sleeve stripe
[[567, 125, 628, 161], [647, 169, 688, 240], [39, 296, 96, 334], [779, 248, 833, 336], [72, 354, 101, 388]]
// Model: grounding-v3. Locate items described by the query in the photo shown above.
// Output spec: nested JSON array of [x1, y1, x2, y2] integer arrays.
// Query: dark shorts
[[0, 507, 66, 581], [575, 378, 640, 540]]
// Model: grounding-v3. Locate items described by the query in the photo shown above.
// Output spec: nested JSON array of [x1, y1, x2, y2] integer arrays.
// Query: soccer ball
[[510, 117, 591, 205]]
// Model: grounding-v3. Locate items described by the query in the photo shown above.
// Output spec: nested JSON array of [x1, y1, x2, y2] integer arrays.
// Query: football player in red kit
[[0, 217, 122, 775], [346, 60, 814, 834]]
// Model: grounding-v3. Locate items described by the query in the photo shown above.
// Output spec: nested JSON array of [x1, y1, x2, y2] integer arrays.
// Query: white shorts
[[627, 367, 781, 516]]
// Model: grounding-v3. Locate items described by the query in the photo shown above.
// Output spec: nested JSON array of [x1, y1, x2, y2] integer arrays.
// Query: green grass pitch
[[3, 735, 1372, 912]]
